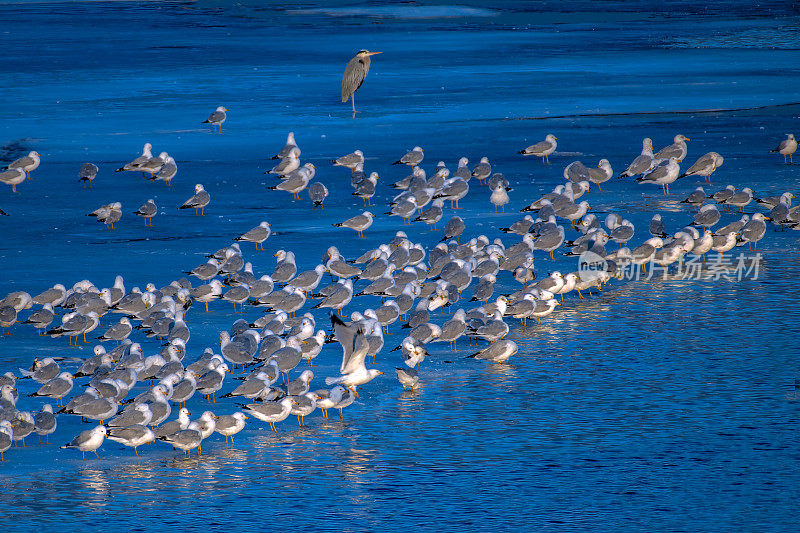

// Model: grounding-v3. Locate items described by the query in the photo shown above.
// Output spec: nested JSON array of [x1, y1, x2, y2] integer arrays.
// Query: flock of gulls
[[0, 108, 796, 461]]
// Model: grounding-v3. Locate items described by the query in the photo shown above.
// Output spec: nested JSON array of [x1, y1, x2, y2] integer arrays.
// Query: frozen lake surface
[[0, 1, 799, 530]]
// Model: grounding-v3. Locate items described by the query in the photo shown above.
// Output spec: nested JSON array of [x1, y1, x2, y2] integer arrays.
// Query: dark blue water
[[0, 1, 799, 531]]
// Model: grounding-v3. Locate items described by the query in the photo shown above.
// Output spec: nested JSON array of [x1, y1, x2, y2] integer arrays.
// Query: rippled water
[[1, 1, 799, 530]]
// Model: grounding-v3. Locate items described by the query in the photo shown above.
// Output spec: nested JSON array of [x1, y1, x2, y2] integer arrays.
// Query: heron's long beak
[[366, 51, 382, 56]]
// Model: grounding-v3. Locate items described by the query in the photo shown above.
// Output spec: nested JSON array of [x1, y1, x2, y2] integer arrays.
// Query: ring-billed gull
[[268, 147, 300, 176], [471, 157, 491, 183], [333, 211, 374, 238], [33, 404, 56, 443], [267, 165, 311, 199], [680, 186, 707, 209], [158, 421, 202, 457], [202, 106, 228, 133], [215, 412, 248, 444], [154, 407, 192, 438], [88, 202, 122, 229], [636, 157, 680, 195], [353, 172, 379, 206], [738, 213, 769, 250], [395, 367, 419, 390], [235, 221, 271, 250], [60, 425, 107, 460], [393, 146, 424, 166], [414, 199, 444, 230], [441, 215, 466, 243], [133, 199, 157, 226], [618, 138, 654, 178], [0, 167, 26, 193], [9, 150, 41, 179], [241, 397, 293, 432], [770, 133, 797, 164], [19, 307, 52, 337], [152, 156, 177, 186], [179, 184, 210, 215], [711, 231, 738, 257], [333, 149, 364, 169], [107, 424, 155, 456], [116, 143, 152, 176], [723, 187, 753, 212], [654, 134, 690, 162], [139, 152, 168, 179], [79, 163, 99, 188], [678, 152, 723, 183], [692, 204, 721, 229], [108, 402, 153, 428], [325, 315, 383, 397], [273, 132, 300, 160], [490, 183, 509, 213], [30, 371, 73, 406], [519, 134, 557, 164], [434, 177, 469, 209], [315, 386, 346, 419], [467, 339, 518, 363], [308, 181, 329, 208], [19, 357, 60, 383]]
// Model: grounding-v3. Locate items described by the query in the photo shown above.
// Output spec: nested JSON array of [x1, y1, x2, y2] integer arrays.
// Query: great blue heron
[[342, 50, 381, 115]]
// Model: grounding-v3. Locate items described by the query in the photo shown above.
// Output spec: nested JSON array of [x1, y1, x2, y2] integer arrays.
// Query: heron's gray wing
[[342, 56, 367, 101]]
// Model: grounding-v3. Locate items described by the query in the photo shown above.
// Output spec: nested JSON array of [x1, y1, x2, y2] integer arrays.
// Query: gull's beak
[[273, 253, 279, 257], [553, 136, 558, 140], [685, 137, 691, 141]]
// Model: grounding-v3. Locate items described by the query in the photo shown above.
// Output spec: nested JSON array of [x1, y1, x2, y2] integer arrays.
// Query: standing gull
[[519, 134, 557, 164], [308, 182, 329, 209], [152, 156, 177, 186], [116, 143, 152, 176], [468, 339, 518, 363], [679, 152, 723, 183], [273, 132, 300, 160], [393, 147, 424, 166], [60, 425, 107, 460], [636, 157, 680, 195], [133, 199, 157, 226], [618, 138, 655, 178], [0, 168, 26, 193], [654, 134, 690, 162], [333, 211, 374, 238], [202, 106, 228, 133], [770, 133, 797, 164], [235, 222, 271, 250], [79, 163, 99, 188], [179, 184, 211, 215], [9, 151, 41, 179]]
